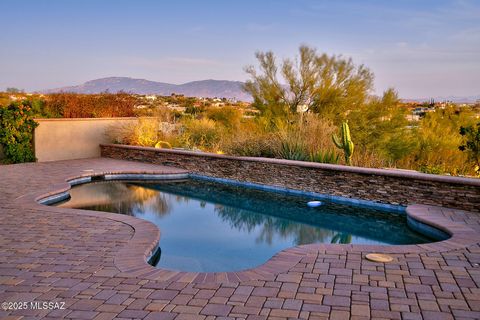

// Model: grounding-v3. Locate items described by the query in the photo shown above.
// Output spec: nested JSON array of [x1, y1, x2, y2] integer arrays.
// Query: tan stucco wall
[[34, 118, 139, 162]]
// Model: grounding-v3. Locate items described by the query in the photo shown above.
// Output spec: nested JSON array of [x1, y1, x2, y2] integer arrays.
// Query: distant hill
[[42, 77, 252, 101], [403, 95, 480, 104], [40, 77, 479, 104]]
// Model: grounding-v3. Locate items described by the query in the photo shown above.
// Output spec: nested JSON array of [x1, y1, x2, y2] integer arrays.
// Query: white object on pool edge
[[307, 201, 323, 207]]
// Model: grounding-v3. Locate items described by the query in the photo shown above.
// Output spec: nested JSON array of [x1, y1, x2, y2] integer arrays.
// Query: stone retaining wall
[[100, 144, 480, 212]]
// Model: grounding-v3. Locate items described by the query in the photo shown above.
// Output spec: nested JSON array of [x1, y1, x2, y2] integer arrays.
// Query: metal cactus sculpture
[[332, 121, 354, 165]]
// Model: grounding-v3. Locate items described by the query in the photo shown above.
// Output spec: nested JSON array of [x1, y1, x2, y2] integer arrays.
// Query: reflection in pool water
[[55, 179, 433, 272]]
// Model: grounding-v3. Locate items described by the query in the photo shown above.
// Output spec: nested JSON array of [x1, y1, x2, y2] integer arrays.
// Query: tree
[[348, 88, 416, 164], [6, 87, 24, 93], [0, 101, 38, 163], [459, 122, 480, 175], [243, 45, 374, 118]]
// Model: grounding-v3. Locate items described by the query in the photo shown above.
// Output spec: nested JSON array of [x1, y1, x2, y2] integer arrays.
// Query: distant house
[[145, 95, 157, 101], [406, 114, 420, 121], [412, 107, 435, 116]]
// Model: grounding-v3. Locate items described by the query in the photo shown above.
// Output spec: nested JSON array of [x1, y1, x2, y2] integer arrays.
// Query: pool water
[[55, 178, 433, 272]]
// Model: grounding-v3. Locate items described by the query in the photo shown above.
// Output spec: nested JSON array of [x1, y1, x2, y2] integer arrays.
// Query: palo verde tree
[[243, 45, 374, 119], [348, 88, 417, 165], [459, 122, 480, 175]]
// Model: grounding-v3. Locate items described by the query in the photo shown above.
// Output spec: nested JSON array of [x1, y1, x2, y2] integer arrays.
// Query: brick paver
[[0, 158, 479, 319]]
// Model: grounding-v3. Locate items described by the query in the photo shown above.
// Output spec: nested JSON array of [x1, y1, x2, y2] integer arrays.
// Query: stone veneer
[[100, 144, 480, 212]]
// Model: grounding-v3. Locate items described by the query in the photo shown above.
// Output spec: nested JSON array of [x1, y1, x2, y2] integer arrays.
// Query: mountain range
[[402, 96, 480, 103], [41, 76, 479, 103], [42, 77, 252, 101]]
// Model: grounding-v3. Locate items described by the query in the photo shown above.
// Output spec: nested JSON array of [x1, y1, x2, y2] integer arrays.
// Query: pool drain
[[365, 253, 393, 263]]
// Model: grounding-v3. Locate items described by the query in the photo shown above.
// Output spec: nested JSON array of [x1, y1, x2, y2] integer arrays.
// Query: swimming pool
[[54, 177, 435, 272]]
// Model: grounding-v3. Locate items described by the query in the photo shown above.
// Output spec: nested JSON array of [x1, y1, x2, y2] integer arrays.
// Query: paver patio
[[0, 158, 479, 320]]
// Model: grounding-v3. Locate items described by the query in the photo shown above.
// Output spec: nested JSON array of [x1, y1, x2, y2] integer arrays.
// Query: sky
[[0, 0, 479, 98]]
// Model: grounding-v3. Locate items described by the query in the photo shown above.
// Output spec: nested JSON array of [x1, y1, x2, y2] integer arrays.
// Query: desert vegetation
[[1, 46, 479, 175], [107, 46, 479, 176], [109, 101, 478, 176], [0, 101, 38, 163]]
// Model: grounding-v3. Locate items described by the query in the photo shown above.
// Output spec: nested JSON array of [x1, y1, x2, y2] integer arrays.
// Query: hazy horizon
[[1, 0, 479, 98], [32, 76, 479, 101]]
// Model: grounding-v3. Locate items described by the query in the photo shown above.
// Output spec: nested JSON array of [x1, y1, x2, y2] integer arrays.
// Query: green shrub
[[181, 118, 221, 149], [225, 133, 278, 158], [184, 105, 206, 116], [107, 118, 162, 147], [459, 122, 480, 175], [310, 149, 340, 164], [206, 106, 242, 129], [0, 101, 38, 163], [276, 139, 309, 161], [404, 107, 475, 176], [418, 164, 445, 175]]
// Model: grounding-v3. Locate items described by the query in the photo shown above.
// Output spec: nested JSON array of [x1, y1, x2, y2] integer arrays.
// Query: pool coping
[[28, 170, 480, 284]]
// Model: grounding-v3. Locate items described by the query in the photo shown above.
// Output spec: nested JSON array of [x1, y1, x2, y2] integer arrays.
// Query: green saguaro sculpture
[[332, 121, 354, 165]]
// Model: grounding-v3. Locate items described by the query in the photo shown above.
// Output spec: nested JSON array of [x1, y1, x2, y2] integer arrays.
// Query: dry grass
[[108, 107, 478, 177]]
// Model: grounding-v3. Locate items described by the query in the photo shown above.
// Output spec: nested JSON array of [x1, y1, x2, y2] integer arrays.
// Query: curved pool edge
[[32, 171, 480, 284], [32, 170, 190, 276]]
